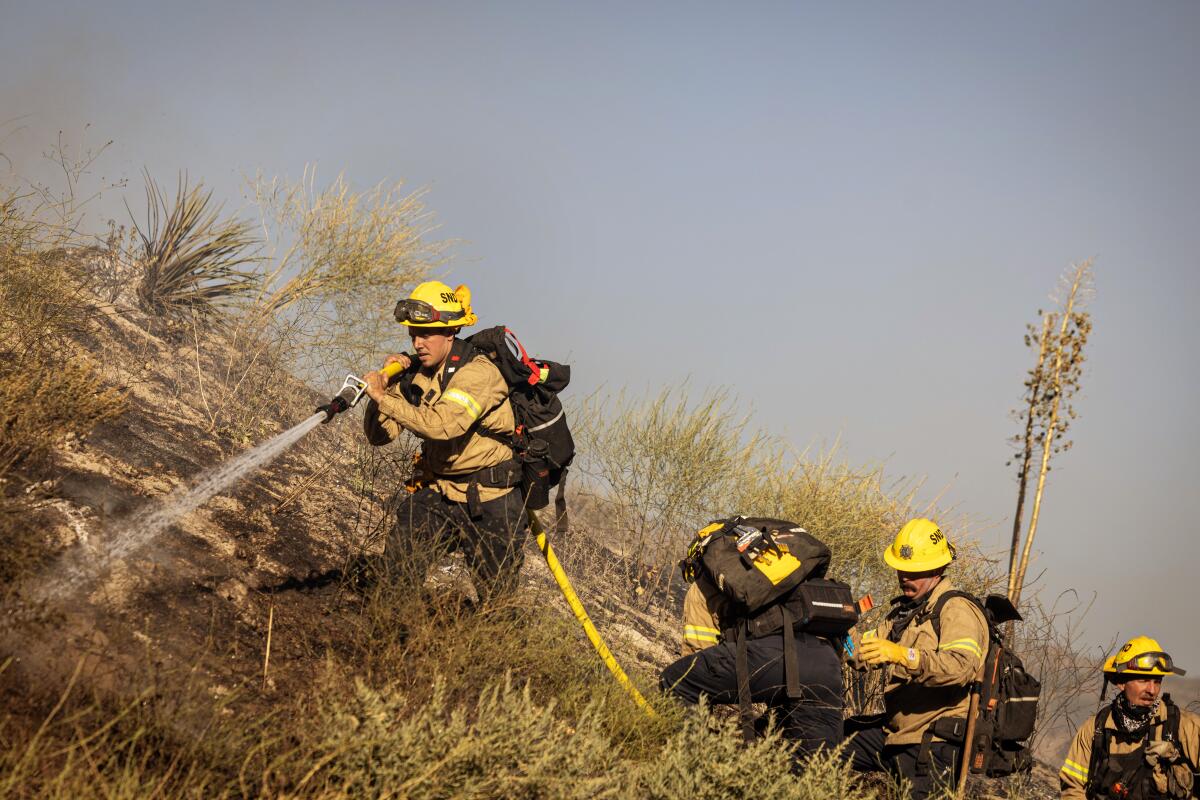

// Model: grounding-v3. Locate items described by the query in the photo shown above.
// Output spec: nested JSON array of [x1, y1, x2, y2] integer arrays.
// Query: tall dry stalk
[[1007, 314, 1052, 598], [1010, 260, 1094, 606]]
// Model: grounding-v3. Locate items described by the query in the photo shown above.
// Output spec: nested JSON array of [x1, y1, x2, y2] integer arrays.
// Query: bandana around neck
[[1112, 691, 1161, 737]]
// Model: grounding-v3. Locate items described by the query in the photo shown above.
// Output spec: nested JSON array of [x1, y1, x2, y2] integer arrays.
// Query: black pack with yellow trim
[[682, 516, 857, 638], [682, 516, 859, 742]]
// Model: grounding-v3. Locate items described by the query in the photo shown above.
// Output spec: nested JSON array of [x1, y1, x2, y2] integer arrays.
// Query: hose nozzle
[[317, 361, 407, 423], [318, 377, 367, 423]]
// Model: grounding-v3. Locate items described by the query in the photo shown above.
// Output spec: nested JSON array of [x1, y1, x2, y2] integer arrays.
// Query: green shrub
[[282, 677, 620, 799], [627, 710, 872, 800]]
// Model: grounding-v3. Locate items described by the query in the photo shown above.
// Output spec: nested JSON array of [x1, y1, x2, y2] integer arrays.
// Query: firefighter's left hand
[[363, 370, 387, 402], [859, 638, 920, 669], [384, 353, 412, 371]]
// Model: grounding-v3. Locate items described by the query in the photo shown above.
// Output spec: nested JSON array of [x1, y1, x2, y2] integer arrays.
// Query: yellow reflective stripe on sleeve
[[1060, 759, 1088, 780], [441, 388, 482, 420], [939, 638, 983, 657], [683, 625, 720, 643]]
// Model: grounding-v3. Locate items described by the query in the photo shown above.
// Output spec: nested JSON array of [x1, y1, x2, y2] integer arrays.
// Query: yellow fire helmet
[[1103, 636, 1187, 677], [883, 518, 956, 572], [394, 281, 478, 328]]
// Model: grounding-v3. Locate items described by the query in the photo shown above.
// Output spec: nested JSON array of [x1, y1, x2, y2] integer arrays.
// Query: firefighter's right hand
[[859, 638, 920, 670], [363, 370, 387, 402]]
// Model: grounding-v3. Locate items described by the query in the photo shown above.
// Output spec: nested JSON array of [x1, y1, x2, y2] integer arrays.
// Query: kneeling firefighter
[[843, 519, 988, 800], [1059, 637, 1199, 799], [362, 281, 528, 603], [659, 517, 855, 758]]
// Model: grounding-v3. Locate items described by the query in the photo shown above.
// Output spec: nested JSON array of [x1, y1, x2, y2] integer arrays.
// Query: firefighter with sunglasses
[[360, 281, 529, 604], [1060, 637, 1199, 799]]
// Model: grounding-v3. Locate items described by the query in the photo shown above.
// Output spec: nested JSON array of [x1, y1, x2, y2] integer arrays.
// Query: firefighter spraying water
[[34, 281, 653, 716]]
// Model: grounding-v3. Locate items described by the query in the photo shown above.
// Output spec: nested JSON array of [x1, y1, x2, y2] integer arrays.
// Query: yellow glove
[[859, 637, 920, 670]]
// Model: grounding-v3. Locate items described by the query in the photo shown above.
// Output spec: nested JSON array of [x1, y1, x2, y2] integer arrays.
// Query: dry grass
[[571, 386, 995, 613], [0, 190, 124, 591]]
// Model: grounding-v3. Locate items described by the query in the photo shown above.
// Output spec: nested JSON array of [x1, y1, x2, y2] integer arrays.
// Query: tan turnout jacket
[[680, 574, 729, 654], [1059, 701, 1200, 799], [849, 578, 987, 746], [365, 351, 516, 503]]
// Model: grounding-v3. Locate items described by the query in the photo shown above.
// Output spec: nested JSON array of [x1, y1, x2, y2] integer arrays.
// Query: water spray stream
[[35, 362, 407, 598], [37, 412, 328, 597]]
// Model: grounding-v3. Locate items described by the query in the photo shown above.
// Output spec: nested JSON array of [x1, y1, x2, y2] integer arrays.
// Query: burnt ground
[[2, 304, 382, 721]]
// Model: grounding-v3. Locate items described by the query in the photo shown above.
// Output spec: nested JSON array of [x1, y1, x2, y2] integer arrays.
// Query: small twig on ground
[[273, 463, 333, 514], [262, 605, 274, 691]]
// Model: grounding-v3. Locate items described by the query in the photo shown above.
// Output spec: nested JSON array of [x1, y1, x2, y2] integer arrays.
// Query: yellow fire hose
[[529, 511, 656, 717]]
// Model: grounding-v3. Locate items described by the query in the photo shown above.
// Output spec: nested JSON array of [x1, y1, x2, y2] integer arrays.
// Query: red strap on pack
[[504, 327, 542, 386]]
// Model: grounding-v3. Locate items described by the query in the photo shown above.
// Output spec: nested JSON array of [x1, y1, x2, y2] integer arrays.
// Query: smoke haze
[[3, 1, 1198, 667]]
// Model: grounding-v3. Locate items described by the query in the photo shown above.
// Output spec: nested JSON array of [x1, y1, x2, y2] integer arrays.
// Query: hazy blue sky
[[3, 1, 1198, 665]]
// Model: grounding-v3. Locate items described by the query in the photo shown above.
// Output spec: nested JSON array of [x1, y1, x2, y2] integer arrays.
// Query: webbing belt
[[782, 606, 802, 700], [736, 619, 754, 742], [553, 468, 569, 535], [436, 459, 522, 518]]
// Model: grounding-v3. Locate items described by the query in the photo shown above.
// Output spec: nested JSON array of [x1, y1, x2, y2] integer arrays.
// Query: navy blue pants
[[843, 717, 960, 800], [386, 487, 528, 604], [659, 632, 843, 757]]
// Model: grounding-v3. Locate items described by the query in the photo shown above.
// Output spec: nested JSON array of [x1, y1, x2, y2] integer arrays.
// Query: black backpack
[[920, 591, 1041, 778], [462, 326, 575, 519]]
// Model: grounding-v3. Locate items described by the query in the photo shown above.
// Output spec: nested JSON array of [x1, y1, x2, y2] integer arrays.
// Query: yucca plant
[[1007, 259, 1094, 606], [132, 173, 261, 326]]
